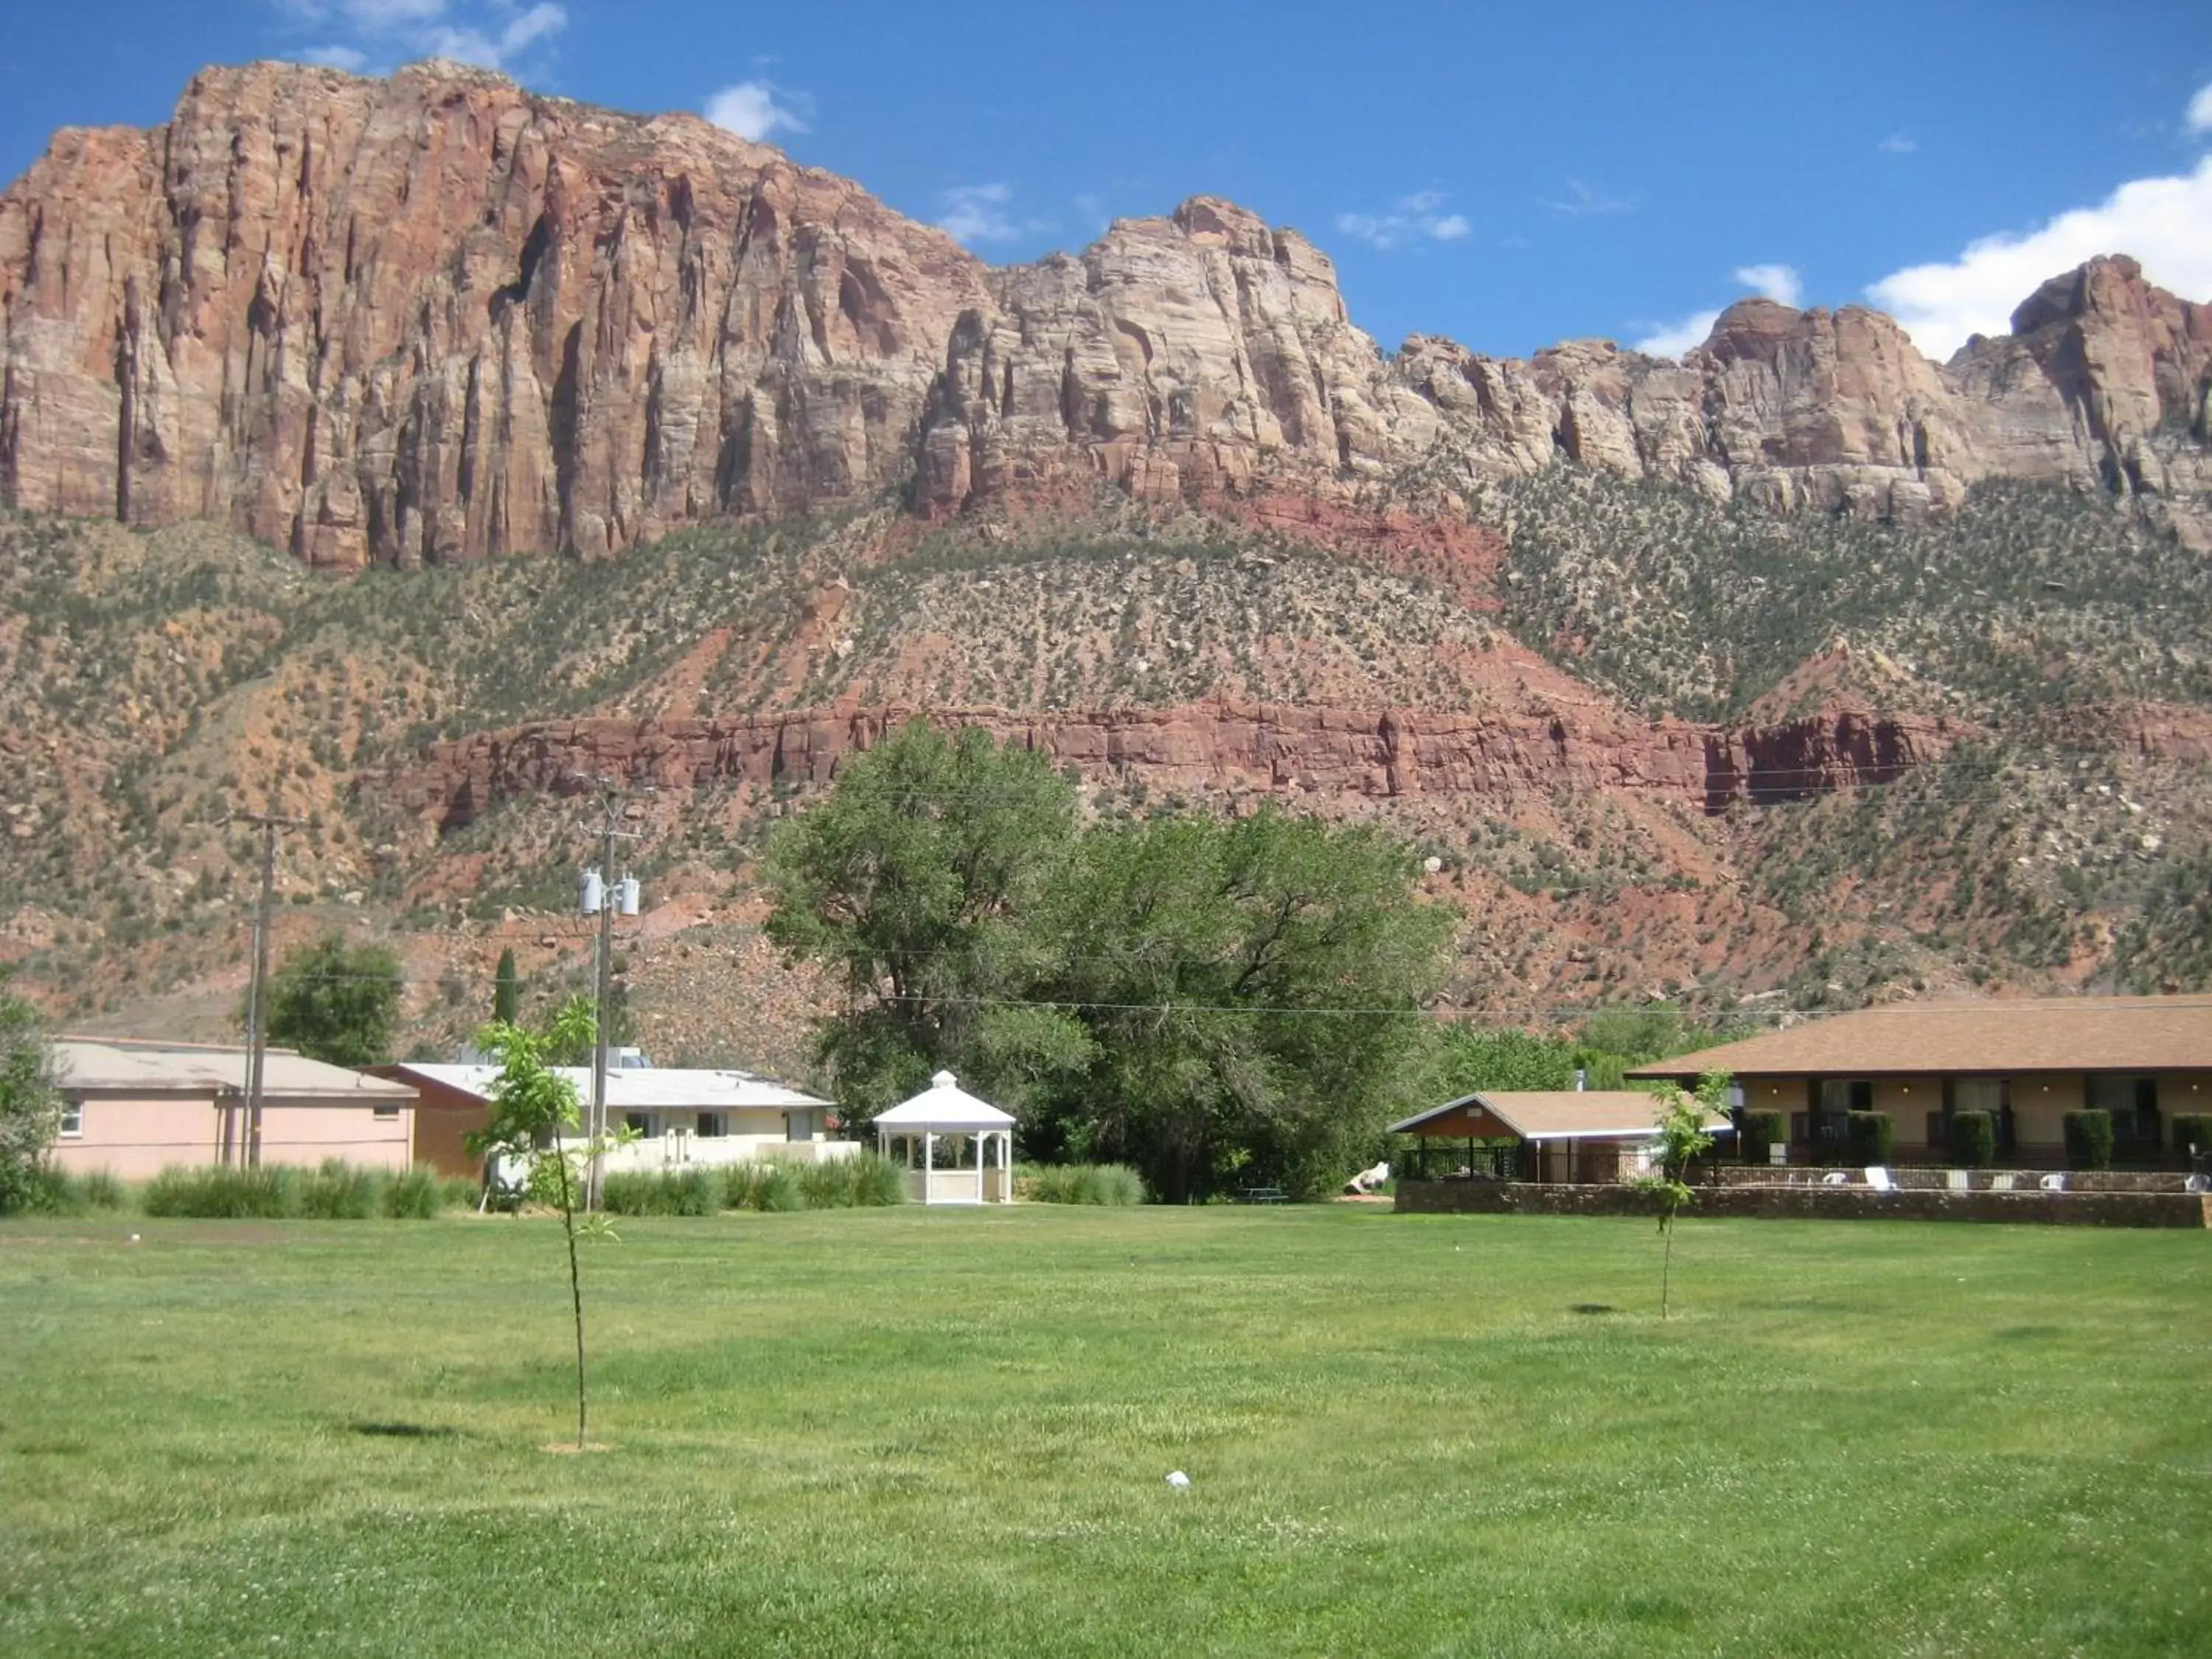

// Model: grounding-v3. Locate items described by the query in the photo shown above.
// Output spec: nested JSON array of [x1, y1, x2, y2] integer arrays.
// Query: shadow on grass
[[349, 1421, 462, 1439], [1568, 1303, 1620, 1315]]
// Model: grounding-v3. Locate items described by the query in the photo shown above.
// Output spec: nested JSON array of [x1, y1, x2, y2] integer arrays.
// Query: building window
[[372, 1105, 400, 1120], [1953, 1077, 2005, 1116], [695, 1113, 725, 1138], [60, 1100, 83, 1138], [625, 1112, 653, 1137]]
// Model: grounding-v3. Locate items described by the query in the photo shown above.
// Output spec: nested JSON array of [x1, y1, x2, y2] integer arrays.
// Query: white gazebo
[[874, 1071, 1016, 1205]]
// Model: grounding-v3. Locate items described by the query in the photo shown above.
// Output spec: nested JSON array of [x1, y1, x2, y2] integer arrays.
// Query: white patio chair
[[1865, 1166, 1897, 1193], [2039, 1172, 2067, 1192], [1820, 1170, 1849, 1186], [1989, 1172, 2016, 1192]]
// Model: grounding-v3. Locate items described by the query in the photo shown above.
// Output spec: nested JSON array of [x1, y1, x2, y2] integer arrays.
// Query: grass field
[[2, 1205, 2208, 1658]]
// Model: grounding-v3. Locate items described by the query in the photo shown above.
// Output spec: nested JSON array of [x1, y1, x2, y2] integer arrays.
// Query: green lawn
[[1, 1206, 2208, 1658]]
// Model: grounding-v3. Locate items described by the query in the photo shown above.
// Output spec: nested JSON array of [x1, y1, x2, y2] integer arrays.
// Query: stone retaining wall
[[1395, 1180, 2211, 1228]]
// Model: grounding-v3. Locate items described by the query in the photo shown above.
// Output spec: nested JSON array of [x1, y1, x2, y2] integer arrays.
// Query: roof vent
[[931, 1070, 957, 1088]]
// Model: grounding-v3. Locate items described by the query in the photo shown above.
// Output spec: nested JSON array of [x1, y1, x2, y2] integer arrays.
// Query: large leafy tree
[[0, 973, 60, 1214], [763, 720, 1089, 1124], [764, 726, 1454, 1199], [262, 935, 405, 1068], [1046, 809, 1453, 1201]]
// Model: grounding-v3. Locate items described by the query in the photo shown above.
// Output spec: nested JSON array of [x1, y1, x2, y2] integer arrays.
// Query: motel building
[[1630, 994, 2212, 1167]]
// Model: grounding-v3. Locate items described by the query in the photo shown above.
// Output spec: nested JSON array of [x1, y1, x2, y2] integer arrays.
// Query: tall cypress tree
[[493, 947, 520, 1026]]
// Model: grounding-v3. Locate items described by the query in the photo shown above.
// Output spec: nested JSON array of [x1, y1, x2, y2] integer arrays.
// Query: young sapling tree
[[467, 996, 633, 1449], [1631, 1070, 1728, 1319]]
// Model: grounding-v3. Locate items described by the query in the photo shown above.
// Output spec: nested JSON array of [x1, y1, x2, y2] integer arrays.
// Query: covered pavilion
[[1388, 1090, 1731, 1184], [874, 1071, 1016, 1204]]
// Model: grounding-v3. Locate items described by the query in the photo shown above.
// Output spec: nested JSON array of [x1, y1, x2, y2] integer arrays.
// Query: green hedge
[[2062, 1110, 2115, 1172], [1947, 1110, 1997, 1169], [1017, 1164, 1147, 1206], [2171, 1113, 2212, 1165], [1843, 1111, 1895, 1166]]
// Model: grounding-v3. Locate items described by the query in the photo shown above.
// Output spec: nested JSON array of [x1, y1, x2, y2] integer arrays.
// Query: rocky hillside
[[4, 60, 2209, 572], [1, 60, 2209, 1071]]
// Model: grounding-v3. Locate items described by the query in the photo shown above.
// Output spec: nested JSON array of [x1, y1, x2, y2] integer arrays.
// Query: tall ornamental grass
[[1017, 1164, 1147, 1205], [139, 1161, 462, 1219], [10, 1166, 131, 1215], [603, 1168, 721, 1217], [796, 1152, 907, 1208]]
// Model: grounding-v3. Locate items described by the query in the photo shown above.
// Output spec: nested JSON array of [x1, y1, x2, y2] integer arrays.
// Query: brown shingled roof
[[1628, 995, 2212, 1080], [1389, 1090, 1728, 1141]]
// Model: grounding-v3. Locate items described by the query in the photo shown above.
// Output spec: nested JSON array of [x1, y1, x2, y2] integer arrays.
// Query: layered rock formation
[[3, 60, 2208, 566], [370, 700, 1961, 833], [0, 59, 988, 566]]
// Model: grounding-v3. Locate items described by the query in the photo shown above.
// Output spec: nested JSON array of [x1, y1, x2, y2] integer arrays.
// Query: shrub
[[2063, 1110, 2115, 1172], [603, 1169, 720, 1217], [1018, 1163, 1147, 1205], [1947, 1110, 1997, 1169], [795, 1153, 908, 1208], [724, 1161, 806, 1212], [299, 1159, 381, 1220], [79, 1169, 125, 1210], [382, 1166, 452, 1219], [752, 1164, 805, 1212], [2171, 1113, 2212, 1166], [1843, 1111, 1895, 1166], [142, 1165, 302, 1218], [15, 1165, 80, 1214], [1739, 1112, 1785, 1164]]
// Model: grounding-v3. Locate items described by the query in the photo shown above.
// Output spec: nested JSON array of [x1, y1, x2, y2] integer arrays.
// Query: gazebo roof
[[873, 1071, 1016, 1133]]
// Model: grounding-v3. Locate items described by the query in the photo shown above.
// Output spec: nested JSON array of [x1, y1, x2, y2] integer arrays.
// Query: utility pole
[[574, 776, 645, 1211], [231, 812, 305, 1168]]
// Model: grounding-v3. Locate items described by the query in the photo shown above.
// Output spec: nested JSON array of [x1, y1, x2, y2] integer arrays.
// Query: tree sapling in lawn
[[1630, 1070, 1727, 1320], [467, 996, 634, 1449]]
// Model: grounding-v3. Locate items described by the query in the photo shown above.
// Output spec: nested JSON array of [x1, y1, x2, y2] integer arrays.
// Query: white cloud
[[1541, 178, 1636, 217], [278, 0, 567, 74], [1733, 262, 1803, 307], [2188, 81, 2212, 134], [1632, 263, 1804, 357], [1333, 190, 1471, 251], [703, 80, 810, 142], [938, 183, 1019, 243], [1633, 308, 1721, 358], [1879, 132, 1916, 155], [422, 3, 567, 69], [1865, 153, 2212, 360]]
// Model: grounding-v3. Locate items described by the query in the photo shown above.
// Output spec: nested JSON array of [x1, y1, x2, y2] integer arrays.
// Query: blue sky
[[3, 1, 2208, 362]]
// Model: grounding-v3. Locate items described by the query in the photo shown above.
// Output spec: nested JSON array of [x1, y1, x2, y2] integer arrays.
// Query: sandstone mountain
[[4, 60, 2208, 571], [2, 60, 2209, 1062]]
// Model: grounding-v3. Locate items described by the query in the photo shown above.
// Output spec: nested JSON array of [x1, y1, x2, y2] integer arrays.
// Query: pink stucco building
[[49, 1038, 418, 1179]]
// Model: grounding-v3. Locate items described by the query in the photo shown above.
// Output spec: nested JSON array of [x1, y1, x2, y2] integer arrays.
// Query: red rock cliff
[[4, 62, 2208, 563], [0, 59, 989, 566]]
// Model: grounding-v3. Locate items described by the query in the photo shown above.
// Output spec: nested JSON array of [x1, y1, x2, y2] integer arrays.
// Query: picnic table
[[1238, 1186, 1288, 1205]]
